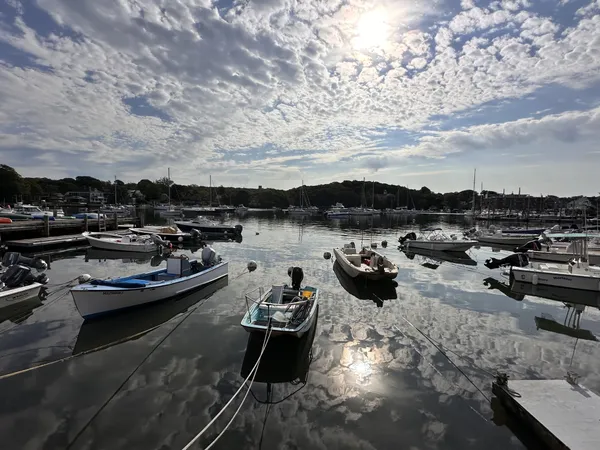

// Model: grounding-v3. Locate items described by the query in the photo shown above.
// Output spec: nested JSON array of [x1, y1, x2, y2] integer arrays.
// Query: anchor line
[[66, 294, 214, 449], [182, 321, 273, 450], [386, 307, 494, 406]]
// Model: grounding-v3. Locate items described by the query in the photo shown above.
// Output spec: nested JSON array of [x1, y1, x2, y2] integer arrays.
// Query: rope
[[181, 323, 273, 450], [66, 294, 212, 449], [389, 313, 493, 405]]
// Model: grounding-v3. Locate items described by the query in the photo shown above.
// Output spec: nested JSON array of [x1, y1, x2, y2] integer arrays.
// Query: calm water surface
[[0, 214, 599, 449]]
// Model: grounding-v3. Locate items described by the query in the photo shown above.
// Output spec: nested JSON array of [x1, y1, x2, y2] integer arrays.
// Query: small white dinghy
[[333, 243, 398, 280], [83, 232, 159, 253], [399, 228, 477, 252], [242, 267, 318, 338], [71, 248, 227, 319]]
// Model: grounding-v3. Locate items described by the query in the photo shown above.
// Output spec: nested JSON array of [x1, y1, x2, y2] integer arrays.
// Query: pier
[[0, 215, 140, 251], [492, 377, 600, 450]]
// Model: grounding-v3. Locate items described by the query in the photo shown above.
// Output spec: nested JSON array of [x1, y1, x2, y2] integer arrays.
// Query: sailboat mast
[[209, 175, 212, 206], [114, 175, 117, 205], [471, 168, 476, 213], [300, 181, 304, 209], [168, 168, 171, 208], [372, 181, 375, 209]]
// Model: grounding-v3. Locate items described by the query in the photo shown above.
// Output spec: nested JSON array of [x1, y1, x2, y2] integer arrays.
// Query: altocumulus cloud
[[1, 0, 600, 191]]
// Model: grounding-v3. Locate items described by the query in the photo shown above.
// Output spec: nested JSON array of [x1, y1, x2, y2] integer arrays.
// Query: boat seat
[[345, 254, 362, 266], [343, 247, 357, 255]]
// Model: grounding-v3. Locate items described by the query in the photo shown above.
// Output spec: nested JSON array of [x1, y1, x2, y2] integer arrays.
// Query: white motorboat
[[325, 203, 351, 218], [241, 267, 318, 338], [83, 231, 159, 253], [129, 226, 193, 242], [399, 228, 477, 252], [235, 204, 249, 214], [1, 254, 49, 311], [474, 231, 535, 247], [333, 243, 398, 280], [511, 260, 600, 292], [72, 251, 228, 319], [527, 245, 600, 266]]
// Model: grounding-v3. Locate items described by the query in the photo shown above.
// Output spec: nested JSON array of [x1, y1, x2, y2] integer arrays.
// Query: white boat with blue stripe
[[71, 250, 227, 319]]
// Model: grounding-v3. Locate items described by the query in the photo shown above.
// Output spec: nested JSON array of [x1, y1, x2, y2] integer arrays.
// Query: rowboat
[[72, 251, 227, 319], [332, 260, 397, 307], [241, 267, 318, 338], [333, 243, 398, 280], [72, 277, 229, 355], [83, 232, 159, 253], [399, 228, 477, 252]]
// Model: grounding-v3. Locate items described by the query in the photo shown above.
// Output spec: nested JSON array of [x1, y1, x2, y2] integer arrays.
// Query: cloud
[[0, 1, 599, 192]]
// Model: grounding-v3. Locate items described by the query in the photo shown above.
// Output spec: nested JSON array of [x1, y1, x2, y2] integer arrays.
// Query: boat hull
[[404, 240, 476, 252], [332, 248, 398, 280], [0, 283, 42, 310], [129, 227, 192, 242], [511, 265, 600, 292], [84, 233, 158, 253], [174, 221, 240, 236], [71, 262, 228, 319], [477, 235, 534, 246], [527, 250, 600, 265]]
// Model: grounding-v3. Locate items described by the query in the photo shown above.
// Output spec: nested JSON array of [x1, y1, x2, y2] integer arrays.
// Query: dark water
[[1, 214, 599, 449]]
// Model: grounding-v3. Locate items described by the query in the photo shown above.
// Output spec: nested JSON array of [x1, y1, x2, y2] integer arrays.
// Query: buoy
[[381, 240, 387, 248], [532, 274, 539, 285], [256, 232, 260, 235], [247, 261, 258, 272], [78, 274, 92, 284], [0, 218, 12, 224], [323, 251, 331, 260], [178, 236, 184, 242], [371, 242, 378, 248]]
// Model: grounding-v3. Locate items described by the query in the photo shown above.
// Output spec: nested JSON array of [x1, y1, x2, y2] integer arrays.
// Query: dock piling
[[43, 215, 50, 237]]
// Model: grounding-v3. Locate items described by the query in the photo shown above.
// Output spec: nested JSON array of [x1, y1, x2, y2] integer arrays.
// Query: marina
[[1, 214, 599, 449]]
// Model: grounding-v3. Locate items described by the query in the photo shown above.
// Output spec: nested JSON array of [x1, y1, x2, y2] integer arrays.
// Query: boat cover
[[90, 279, 150, 289]]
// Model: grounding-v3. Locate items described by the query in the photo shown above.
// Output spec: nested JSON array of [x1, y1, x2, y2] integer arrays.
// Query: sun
[[353, 9, 390, 50]]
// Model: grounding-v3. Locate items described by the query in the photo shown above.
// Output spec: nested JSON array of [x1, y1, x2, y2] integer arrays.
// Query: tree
[[0, 165, 25, 204], [137, 179, 161, 201]]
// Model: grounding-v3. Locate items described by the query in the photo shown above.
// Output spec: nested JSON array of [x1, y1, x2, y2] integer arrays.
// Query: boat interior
[[89, 257, 215, 288], [340, 244, 395, 271], [247, 285, 317, 328]]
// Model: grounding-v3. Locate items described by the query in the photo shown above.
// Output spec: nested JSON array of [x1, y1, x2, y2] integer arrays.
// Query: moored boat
[[510, 259, 600, 292], [399, 228, 477, 252], [174, 217, 243, 237], [333, 242, 398, 280], [1, 253, 49, 311], [129, 225, 196, 242], [241, 267, 318, 338], [71, 250, 227, 319], [83, 231, 160, 253]]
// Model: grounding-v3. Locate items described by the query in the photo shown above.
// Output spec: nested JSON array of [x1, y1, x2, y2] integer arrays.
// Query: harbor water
[[0, 214, 599, 449]]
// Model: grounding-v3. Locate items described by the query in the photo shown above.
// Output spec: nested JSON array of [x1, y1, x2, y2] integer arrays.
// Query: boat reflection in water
[[534, 303, 597, 342], [72, 277, 228, 355], [85, 248, 158, 264], [0, 295, 44, 325], [332, 261, 397, 307], [402, 248, 477, 269], [483, 277, 526, 302], [240, 308, 317, 447]]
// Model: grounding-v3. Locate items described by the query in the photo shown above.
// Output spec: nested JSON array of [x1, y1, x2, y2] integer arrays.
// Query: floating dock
[[493, 378, 600, 450]]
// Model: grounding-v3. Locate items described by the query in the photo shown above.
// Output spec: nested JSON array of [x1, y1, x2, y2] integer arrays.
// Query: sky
[[1, 0, 600, 196]]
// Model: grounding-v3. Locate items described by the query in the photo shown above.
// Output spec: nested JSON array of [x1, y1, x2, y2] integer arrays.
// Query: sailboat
[[287, 181, 319, 216], [464, 168, 477, 217], [350, 179, 380, 216], [158, 168, 182, 217]]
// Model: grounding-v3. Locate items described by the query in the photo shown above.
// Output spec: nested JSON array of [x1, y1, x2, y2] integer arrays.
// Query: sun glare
[[353, 9, 390, 50]]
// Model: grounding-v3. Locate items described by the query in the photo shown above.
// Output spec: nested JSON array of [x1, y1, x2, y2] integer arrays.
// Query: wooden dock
[[493, 378, 600, 450], [0, 216, 139, 246]]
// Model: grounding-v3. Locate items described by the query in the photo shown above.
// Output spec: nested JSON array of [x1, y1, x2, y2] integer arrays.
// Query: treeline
[[0, 164, 595, 211]]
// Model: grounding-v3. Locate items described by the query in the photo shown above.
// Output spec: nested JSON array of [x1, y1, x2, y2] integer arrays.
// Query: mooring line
[[181, 322, 273, 450]]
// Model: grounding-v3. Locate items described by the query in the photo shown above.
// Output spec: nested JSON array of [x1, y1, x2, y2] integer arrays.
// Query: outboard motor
[[0, 265, 32, 288], [234, 224, 243, 235], [485, 254, 529, 270], [1, 252, 47, 271], [399, 232, 417, 244], [201, 246, 220, 266], [150, 234, 171, 248], [287, 267, 304, 290], [349, 242, 356, 249]]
